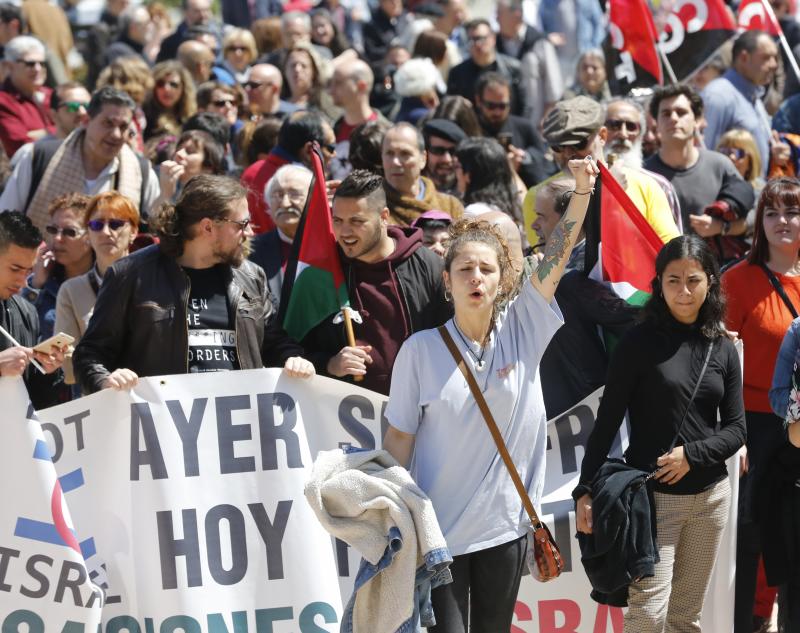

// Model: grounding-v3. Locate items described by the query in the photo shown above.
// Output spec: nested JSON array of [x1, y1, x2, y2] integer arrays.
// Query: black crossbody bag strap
[[760, 263, 799, 319]]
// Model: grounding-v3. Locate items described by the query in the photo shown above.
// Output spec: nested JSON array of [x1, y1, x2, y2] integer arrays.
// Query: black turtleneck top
[[575, 318, 746, 497]]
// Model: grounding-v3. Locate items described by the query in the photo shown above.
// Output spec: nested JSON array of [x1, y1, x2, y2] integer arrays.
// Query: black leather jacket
[[74, 245, 303, 393]]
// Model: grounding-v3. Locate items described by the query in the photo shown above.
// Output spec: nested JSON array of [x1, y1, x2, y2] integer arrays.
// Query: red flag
[[738, 0, 782, 36], [605, 0, 663, 94], [660, 0, 737, 81], [597, 163, 664, 298]]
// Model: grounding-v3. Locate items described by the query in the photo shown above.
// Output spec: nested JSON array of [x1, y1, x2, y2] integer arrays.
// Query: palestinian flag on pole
[[279, 145, 349, 341], [585, 163, 665, 306]]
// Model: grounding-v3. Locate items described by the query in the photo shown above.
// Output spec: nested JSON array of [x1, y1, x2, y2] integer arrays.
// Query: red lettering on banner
[[593, 605, 625, 633], [511, 601, 533, 633], [539, 599, 581, 633]]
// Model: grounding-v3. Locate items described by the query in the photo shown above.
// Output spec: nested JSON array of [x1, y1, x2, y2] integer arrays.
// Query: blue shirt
[[770, 317, 800, 424], [701, 69, 771, 179]]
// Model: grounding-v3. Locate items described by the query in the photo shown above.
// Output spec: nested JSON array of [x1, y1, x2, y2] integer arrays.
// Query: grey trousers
[[624, 477, 731, 633]]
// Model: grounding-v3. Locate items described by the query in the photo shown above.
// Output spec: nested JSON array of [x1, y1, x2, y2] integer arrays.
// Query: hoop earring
[[444, 287, 451, 302]]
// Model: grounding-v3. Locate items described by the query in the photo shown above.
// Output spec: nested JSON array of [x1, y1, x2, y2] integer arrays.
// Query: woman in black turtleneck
[[574, 235, 746, 632]]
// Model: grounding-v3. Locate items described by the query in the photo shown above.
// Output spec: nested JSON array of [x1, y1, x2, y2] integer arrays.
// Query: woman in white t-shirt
[[383, 156, 598, 632]]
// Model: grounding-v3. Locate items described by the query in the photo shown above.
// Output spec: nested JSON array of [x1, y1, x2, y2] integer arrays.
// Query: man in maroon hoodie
[[300, 169, 452, 395]]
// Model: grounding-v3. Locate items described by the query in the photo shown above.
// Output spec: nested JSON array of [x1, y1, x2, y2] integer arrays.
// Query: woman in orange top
[[722, 177, 800, 633]]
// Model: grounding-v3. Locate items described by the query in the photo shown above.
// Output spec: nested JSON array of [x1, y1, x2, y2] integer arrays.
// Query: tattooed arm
[[530, 157, 599, 303]]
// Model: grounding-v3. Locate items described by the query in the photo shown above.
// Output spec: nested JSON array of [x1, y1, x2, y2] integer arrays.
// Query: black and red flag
[[604, 0, 663, 95], [659, 0, 737, 81], [738, 0, 782, 35]]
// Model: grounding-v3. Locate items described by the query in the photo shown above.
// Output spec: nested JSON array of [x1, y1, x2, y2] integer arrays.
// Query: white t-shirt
[[385, 281, 563, 556]]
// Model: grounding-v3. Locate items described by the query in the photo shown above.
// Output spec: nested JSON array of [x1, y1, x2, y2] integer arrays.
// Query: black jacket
[[362, 8, 411, 63], [447, 54, 526, 116], [0, 296, 63, 410], [73, 245, 303, 393], [249, 230, 284, 310], [496, 25, 547, 60], [300, 229, 452, 387], [576, 459, 658, 607]]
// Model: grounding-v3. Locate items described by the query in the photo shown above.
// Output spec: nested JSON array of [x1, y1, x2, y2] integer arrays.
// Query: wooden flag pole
[[658, 43, 679, 84], [342, 307, 363, 383]]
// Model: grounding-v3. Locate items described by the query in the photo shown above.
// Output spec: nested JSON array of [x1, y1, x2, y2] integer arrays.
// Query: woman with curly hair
[[384, 157, 598, 633], [576, 234, 746, 631], [143, 61, 196, 140]]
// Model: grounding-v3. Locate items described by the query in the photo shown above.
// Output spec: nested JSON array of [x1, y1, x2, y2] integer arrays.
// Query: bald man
[[245, 63, 300, 119], [328, 58, 390, 179], [178, 40, 216, 84]]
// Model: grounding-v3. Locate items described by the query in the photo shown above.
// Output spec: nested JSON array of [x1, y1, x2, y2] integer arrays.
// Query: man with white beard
[[248, 164, 313, 308], [604, 98, 683, 232]]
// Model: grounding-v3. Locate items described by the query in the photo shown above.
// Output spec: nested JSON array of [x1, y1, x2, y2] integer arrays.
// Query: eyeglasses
[[216, 217, 254, 231], [605, 119, 641, 133], [718, 146, 747, 160], [550, 137, 591, 153], [211, 98, 236, 108], [481, 100, 510, 111], [427, 145, 455, 156], [468, 34, 490, 44], [156, 79, 181, 89], [17, 59, 45, 69], [45, 225, 85, 239], [60, 101, 90, 113], [87, 218, 128, 232]]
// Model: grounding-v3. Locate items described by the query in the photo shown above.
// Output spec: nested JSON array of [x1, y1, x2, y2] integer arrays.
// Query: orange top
[[723, 261, 800, 412]]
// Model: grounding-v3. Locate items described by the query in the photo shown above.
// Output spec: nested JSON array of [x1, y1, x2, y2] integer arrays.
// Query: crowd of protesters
[[1, 0, 800, 630]]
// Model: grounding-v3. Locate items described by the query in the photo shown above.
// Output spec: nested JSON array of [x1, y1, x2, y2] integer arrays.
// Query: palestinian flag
[[585, 163, 665, 306], [279, 145, 349, 342], [659, 0, 737, 81], [738, 0, 782, 36], [604, 0, 663, 95]]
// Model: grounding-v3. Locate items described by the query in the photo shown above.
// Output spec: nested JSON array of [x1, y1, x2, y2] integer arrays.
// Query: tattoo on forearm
[[536, 219, 576, 283]]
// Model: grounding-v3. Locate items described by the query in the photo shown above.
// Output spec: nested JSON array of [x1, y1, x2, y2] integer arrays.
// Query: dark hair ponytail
[[641, 234, 726, 339]]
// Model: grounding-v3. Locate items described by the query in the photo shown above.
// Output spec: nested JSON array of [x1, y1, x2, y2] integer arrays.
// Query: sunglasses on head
[[87, 219, 128, 232], [718, 146, 746, 160], [60, 101, 89, 113], [550, 137, 591, 153], [156, 79, 181, 89], [605, 118, 641, 133], [45, 225, 84, 239]]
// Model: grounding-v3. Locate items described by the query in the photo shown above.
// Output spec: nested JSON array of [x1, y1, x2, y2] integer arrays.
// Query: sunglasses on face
[[605, 118, 641, 133], [482, 100, 510, 111], [244, 80, 267, 90], [322, 143, 336, 153], [18, 59, 45, 69], [468, 34, 489, 44], [550, 137, 591, 153], [212, 98, 236, 108], [45, 225, 84, 239], [427, 145, 455, 156], [60, 101, 90, 113], [216, 217, 254, 231], [718, 146, 746, 160], [156, 79, 181, 89], [87, 219, 128, 232], [226, 45, 248, 53]]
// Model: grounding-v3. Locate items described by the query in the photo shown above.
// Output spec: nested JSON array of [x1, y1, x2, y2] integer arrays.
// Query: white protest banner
[[2, 372, 736, 632]]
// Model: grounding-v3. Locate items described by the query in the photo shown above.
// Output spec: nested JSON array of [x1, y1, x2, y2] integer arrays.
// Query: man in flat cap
[[522, 95, 679, 250], [422, 119, 466, 196]]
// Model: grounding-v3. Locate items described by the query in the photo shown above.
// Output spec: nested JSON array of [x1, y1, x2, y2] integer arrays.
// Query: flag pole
[[760, 0, 800, 84], [342, 307, 363, 383], [658, 44, 679, 84]]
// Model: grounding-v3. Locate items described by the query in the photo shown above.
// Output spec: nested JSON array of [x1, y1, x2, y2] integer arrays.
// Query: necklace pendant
[[476, 360, 486, 371]]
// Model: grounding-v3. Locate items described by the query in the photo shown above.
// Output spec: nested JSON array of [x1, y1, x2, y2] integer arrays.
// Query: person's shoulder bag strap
[[760, 263, 799, 319], [660, 339, 715, 460], [438, 325, 544, 529]]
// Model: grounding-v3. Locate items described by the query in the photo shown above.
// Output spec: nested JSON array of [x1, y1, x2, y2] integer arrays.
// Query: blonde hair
[[717, 128, 761, 185], [96, 56, 154, 106], [223, 28, 258, 62]]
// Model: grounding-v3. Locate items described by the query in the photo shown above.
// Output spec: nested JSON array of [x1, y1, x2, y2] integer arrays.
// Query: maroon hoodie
[[343, 226, 423, 395]]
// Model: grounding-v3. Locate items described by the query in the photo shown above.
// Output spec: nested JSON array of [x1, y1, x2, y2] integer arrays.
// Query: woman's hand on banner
[[283, 356, 315, 379]]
